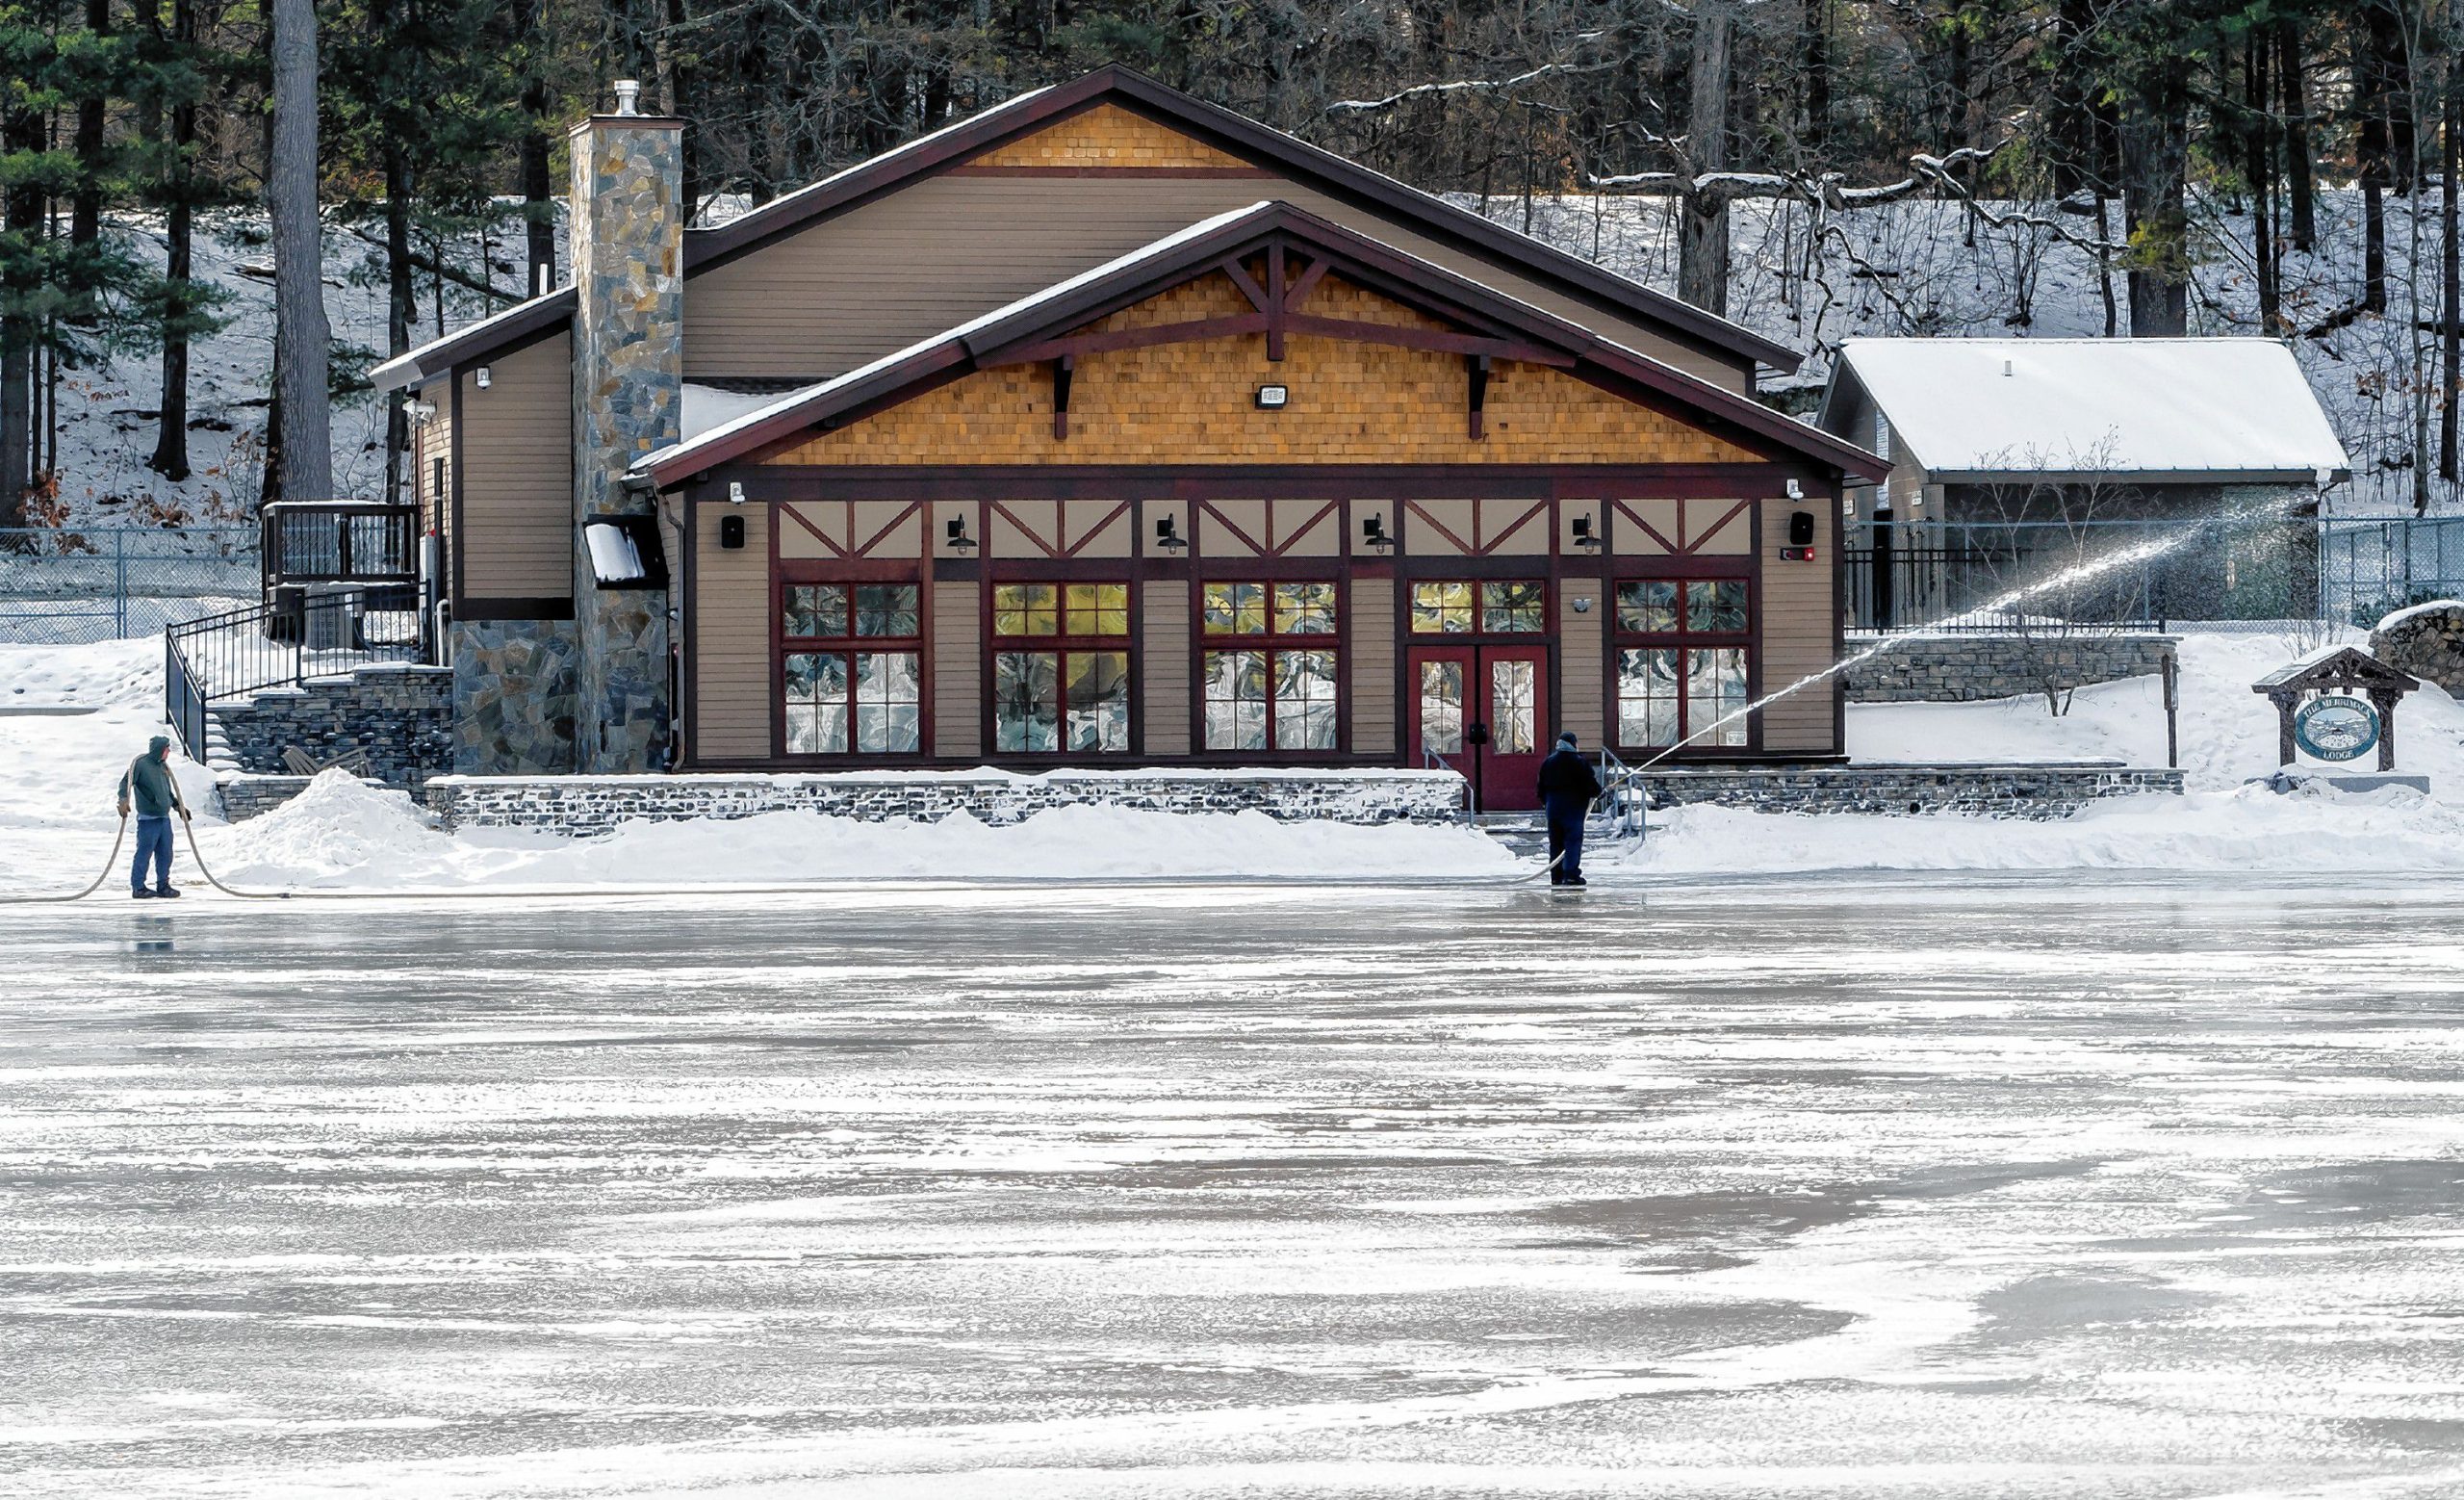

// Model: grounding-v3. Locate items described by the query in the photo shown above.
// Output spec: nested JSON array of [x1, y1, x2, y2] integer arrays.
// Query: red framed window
[[780, 582, 923, 755], [1408, 579, 1546, 634], [992, 582, 1130, 753], [1613, 577, 1752, 749], [1199, 581, 1339, 752]]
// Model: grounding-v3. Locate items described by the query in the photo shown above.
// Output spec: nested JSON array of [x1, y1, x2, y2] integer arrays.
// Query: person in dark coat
[[116, 735, 190, 899], [1534, 731, 1604, 887]]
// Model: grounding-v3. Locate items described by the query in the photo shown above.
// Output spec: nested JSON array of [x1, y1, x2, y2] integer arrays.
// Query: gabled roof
[[1820, 337, 2350, 482], [632, 200, 1885, 489], [2251, 645, 2419, 692], [374, 64, 1797, 395]]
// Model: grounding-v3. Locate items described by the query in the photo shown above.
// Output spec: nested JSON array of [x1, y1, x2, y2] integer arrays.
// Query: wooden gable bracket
[[1467, 353, 1491, 440], [1050, 355, 1074, 440]]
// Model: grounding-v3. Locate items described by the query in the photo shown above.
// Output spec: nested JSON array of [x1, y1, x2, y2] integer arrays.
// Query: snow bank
[[1610, 785, 2464, 876], [194, 771, 1520, 889]]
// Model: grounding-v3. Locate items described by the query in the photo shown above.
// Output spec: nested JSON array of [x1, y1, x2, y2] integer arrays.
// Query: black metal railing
[[163, 586, 434, 760], [1843, 519, 2320, 633], [261, 502, 420, 591]]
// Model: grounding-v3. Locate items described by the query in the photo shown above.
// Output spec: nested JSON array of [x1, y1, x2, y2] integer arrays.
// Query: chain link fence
[[0, 527, 261, 645], [2322, 517, 2464, 626]]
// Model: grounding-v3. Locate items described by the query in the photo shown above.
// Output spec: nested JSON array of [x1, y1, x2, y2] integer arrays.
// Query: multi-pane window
[[1201, 581, 1340, 752], [1409, 580, 1546, 634], [781, 582, 923, 755], [1614, 577, 1751, 749], [992, 582, 1129, 753]]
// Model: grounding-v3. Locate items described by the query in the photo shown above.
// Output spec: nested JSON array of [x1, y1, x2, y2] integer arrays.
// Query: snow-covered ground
[[7, 626, 2464, 895]]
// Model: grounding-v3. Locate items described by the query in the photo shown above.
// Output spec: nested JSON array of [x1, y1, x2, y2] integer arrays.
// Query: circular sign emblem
[[2295, 694, 2380, 763]]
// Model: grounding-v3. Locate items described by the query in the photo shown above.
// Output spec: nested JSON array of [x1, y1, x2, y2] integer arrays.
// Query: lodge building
[[372, 67, 1883, 812]]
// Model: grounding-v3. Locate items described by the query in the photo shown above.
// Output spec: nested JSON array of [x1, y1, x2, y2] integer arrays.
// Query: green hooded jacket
[[117, 737, 185, 818]]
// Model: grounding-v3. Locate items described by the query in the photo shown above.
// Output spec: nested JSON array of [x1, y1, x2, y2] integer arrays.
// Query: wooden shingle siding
[[964, 104, 1253, 171], [681, 175, 1748, 391], [456, 331, 572, 601], [1758, 501, 1836, 753], [692, 502, 772, 760], [763, 329, 1758, 468], [1142, 579, 1191, 755], [1349, 577, 1396, 754], [932, 580, 980, 756], [1559, 579, 1605, 746]]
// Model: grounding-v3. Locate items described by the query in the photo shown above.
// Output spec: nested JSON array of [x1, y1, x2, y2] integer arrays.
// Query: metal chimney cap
[[611, 79, 642, 116]]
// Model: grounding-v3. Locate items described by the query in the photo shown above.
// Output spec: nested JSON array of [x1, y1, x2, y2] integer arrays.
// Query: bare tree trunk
[[2279, 16, 2315, 252], [2120, 61, 2191, 337], [68, 0, 109, 328], [516, 0, 555, 294], [270, 0, 332, 502], [2246, 35, 2279, 334], [1678, 0, 1732, 316], [0, 100, 40, 529], [148, 0, 197, 482], [2444, 86, 2459, 484], [2357, 13, 2392, 314], [383, 137, 413, 505], [1800, 0, 1830, 162]]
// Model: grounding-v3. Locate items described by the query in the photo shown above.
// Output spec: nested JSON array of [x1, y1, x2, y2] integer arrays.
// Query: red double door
[[1406, 644, 1550, 812]]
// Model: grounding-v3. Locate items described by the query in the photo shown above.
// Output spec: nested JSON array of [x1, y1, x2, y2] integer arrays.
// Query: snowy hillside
[[34, 186, 2457, 528]]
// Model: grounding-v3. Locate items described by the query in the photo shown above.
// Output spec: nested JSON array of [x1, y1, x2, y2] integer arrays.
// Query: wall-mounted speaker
[[719, 514, 746, 551]]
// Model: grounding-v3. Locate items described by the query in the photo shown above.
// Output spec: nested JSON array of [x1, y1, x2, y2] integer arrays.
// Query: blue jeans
[[1546, 812, 1585, 883], [132, 815, 174, 892]]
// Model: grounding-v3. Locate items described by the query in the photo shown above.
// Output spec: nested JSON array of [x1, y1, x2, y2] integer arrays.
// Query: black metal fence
[[0, 526, 259, 644], [1843, 519, 2322, 634], [163, 588, 433, 760], [261, 503, 420, 590]]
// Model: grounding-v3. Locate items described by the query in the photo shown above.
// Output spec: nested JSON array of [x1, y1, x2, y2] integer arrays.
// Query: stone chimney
[[569, 80, 682, 773]]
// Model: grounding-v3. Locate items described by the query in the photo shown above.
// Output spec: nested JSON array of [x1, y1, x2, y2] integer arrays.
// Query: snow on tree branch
[[1325, 46, 1613, 114]]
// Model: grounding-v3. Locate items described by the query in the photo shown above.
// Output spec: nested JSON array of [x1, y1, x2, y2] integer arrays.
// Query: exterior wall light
[[1571, 513, 1604, 553], [475, 366, 492, 390], [1255, 384, 1290, 409], [945, 515, 978, 554], [728, 481, 747, 504], [1362, 514, 1396, 554], [1154, 515, 1190, 553]]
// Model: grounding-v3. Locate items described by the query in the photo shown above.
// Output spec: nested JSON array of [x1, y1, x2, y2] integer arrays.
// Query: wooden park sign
[[2251, 647, 2420, 772]]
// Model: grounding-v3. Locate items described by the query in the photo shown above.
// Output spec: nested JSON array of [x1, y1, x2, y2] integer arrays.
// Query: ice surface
[[5, 878, 2464, 1495]]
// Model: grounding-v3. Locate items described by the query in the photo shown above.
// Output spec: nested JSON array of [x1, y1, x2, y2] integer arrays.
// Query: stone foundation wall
[[424, 768, 1469, 836], [2368, 600, 2464, 692], [1639, 763, 2182, 819], [211, 664, 452, 789], [215, 773, 322, 822], [1842, 632, 2176, 703]]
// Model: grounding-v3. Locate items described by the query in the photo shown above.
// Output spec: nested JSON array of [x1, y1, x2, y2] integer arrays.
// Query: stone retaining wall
[[1639, 763, 2182, 819], [212, 664, 452, 789], [1842, 632, 2176, 703], [215, 774, 322, 822], [424, 768, 1470, 836], [2368, 600, 2464, 692]]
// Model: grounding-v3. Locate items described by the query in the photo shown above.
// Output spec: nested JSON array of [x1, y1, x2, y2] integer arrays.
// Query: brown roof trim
[[637, 202, 1882, 489], [686, 65, 1799, 375], [371, 287, 577, 393]]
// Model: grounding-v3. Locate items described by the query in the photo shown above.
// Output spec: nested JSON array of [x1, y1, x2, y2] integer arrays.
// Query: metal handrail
[[1592, 745, 1647, 843], [1421, 737, 1474, 821], [163, 588, 433, 761]]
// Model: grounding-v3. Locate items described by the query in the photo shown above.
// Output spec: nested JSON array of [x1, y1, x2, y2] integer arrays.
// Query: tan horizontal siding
[[692, 503, 772, 760], [1559, 579, 1605, 746], [1142, 580, 1190, 755], [1349, 577, 1396, 756], [684, 175, 1752, 389], [932, 580, 980, 757], [456, 331, 572, 601], [423, 391, 453, 577], [1758, 502, 1837, 754]]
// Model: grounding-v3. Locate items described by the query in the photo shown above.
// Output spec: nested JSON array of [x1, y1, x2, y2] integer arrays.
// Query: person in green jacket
[[116, 736, 190, 899]]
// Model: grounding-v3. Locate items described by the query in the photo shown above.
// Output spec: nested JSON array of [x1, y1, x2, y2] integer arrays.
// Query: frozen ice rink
[[6, 875, 2464, 1497]]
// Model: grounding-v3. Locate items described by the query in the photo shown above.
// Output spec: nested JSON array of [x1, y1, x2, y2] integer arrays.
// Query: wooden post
[[2372, 687, 2401, 771], [1871, 505, 1895, 631], [2162, 651, 2179, 769], [2272, 689, 2297, 766]]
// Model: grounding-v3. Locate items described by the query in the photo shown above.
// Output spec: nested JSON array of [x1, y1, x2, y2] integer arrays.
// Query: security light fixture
[[1784, 478, 1804, 500], [728, 481, 747, 505], [945, 515, 978, 554], [1154, 515, 1190, 553], [1571, 513, 1604, 553], [475, 366, 492, 391], [1255, 384, 1290, 410], [1362, 514, 1396, 554], [407, 401, 437, 425], [581, 515, 669, 589]]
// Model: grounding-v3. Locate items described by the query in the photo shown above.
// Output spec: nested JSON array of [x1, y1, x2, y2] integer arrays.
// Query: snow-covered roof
[[1827, 337, 2350, 482]]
